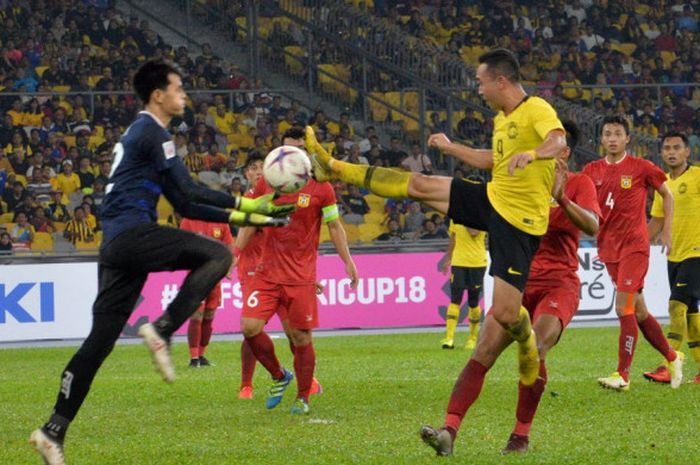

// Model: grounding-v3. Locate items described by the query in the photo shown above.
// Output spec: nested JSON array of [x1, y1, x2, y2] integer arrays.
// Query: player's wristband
[[557, 195, 571, 208], [232, 246, 241, 258]]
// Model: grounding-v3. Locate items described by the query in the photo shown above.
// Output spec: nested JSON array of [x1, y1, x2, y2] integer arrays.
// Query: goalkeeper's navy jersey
[[101, 111, 178, 245]]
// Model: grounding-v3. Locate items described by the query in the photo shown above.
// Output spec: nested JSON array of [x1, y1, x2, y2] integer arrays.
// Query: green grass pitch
[[1, 327, 697, 464]]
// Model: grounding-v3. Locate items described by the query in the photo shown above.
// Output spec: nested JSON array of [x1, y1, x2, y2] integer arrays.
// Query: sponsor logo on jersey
[[298, 193, 311, 208], [679, 182, 687, 194], [620, 176, 632, 189], [162, 140, 176, 159], [213, 228, 222, 238]]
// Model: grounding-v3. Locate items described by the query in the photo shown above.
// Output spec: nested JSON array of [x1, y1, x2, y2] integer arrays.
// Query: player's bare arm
[[327, 219, 359, 289], [552, 158, 599, 236], [427, 133, 494, 170], [507, 129, 567, 175], [440, 232, 456, 274], [656, 182, 674, 255], [647, 216, 664, 243]]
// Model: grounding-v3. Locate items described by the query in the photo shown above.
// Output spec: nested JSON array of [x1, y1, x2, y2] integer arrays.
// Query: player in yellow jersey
[[440, 195, 487, 350], [644, 132, 700, 385], [307, 48, 566, 456]]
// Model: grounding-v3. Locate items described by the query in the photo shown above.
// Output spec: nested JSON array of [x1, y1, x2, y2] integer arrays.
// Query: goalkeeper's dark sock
[[42, 414, 70, 443]]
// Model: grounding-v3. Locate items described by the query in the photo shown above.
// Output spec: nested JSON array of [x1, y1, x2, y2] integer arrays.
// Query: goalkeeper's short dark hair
[[282, 126, 305, 141], [133, 60, 183, 104]]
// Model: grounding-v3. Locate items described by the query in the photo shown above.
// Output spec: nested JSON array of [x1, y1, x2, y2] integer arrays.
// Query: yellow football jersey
[[449, 222, 487, 268], [486, 96, 564, 236], [651, 165, 700, 262]]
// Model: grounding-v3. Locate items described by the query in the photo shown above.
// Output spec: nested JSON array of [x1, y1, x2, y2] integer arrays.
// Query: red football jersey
[[530, 172, 602, 276], [252, 177, 337, 285], [180, 218, 234, 245], [238, 188, 264, 284], [582, 154, 666, 263]]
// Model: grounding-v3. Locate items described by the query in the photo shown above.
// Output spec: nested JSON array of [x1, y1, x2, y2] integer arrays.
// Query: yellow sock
[[305, 125, 411, 198], [667, 300, 688, 352], [505, 307, 533, 343], [445, 303, 460, 340], [687, 312, 700, 369], [468, 306, 481, 339]]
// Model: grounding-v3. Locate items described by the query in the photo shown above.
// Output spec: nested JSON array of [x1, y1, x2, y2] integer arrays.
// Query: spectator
[[202, 143, 228, 172], [419, 218, 448, 240], [375, 218, 405, 242], [63, 206, 95, 246], [0, 231, 12, 254], [30, 206, 54, 233], [77, 157, 95, 190], [341, 184, 370, 224], [10, 211, 35, 245], [4, 181, 26, 213], [341, 144, 369, 165], [401, 142, 433, 174], [382, 137, 408, 167], [48, 190, 70, 222], [403, 201, 426, 238], [56, 160, 81, 200]]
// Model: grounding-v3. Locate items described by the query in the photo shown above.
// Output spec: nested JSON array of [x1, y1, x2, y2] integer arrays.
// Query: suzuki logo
[[0, 283, 55, 323]]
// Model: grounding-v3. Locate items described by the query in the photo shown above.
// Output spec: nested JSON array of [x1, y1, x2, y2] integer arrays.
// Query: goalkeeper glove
[[236, 192, 296, 217], [228, 211, 290, 227]]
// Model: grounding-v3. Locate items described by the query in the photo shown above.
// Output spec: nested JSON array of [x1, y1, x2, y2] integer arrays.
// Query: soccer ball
[[263, 145, 312, 193]]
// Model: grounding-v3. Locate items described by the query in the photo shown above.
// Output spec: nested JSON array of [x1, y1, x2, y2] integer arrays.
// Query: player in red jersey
[[502, 123, 601, 453], [180, 217, 234, 367], [582, 115, 682, 391], [235, 154, 323, 400], [238, 127, 358, 413]]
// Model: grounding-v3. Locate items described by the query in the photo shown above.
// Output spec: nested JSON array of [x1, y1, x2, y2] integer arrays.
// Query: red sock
[[444, 359, 489, 437], [288, 338, 296, 355], [638, 315, 676, 362], [187, 318, 202, 359], [514, 360, 547, 436], [244, 332, 283, 379], [293, 342, 316, 400], [617, 314, 638, 382], [199, 318, 214, 356], [240, 339, 257, 388]]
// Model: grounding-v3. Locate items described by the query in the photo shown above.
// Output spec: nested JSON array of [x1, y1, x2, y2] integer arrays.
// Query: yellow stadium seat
[[63, 135, 76, 148], [358, 223, 385, 242], [660, 50, 677, 67], [235, 17, 248, 39], [53, 222, 66, 232], [341, 222, 360, 243], [619, 43, 637, 56], [368, 92, 389, 122], [258, 17, 273, 39], [317, 64, 338, 93], [403, 92, 419, 113], [31, 232, 53, 252], [319, 223, 331, 243], [52, 85, 71, 92], [75, 240, 98, 251], [14, 175, 27, 186], [284, 46, 305, 76], [35, 66, 49, 77], [0, 212, 14, 223]]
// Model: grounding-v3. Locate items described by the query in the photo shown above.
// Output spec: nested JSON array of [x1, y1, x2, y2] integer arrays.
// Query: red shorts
[[241, 278, 316, 329], [604, 253, 649, 294], [523, 270, 580, 329], [199, 283, 221, 311], [241, 278, 289, 321]]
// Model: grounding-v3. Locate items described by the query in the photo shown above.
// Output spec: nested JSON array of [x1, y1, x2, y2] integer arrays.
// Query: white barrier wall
[[0, 247, 672, 342]]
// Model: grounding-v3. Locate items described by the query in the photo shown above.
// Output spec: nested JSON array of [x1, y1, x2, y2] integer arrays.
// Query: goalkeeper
[[30, 59, 294, 465]]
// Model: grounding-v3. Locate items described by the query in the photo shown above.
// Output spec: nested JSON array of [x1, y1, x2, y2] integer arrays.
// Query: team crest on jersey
[[620, 176, 632, 189], [297, 193, 311, 208], [213, 227, 222, 238], [507, 122, 518, 139], [679, 182, 687, 194]]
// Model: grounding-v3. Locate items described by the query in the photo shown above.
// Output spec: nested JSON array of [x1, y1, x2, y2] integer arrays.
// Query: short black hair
[[478, 48, 520, 82], [132, 60, 182, 104], [662, 132, 689, 146], [244, 154, 264, 172], [562, 120, 580, 150], [601, 115, 629, 135], [282, 126, 305, 141]]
